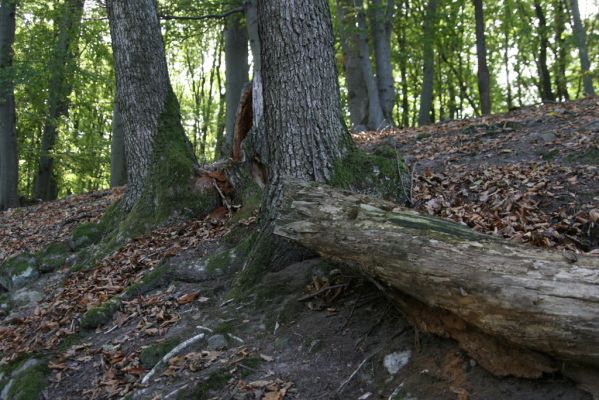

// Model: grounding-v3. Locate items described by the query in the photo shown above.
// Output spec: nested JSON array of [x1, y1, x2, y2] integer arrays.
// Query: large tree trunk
[[473, 0, 491, 115], [569, 0, 596, 96], [257, 0, 352, 213], [534, 0, 556, 103], [109, 99, 127, 188], [275, 179, 599, 384], [0, 0, 19, 210], [223, 9, 249, 158], [369, 0, 396, 124], [33, 0, 84, 201], [418, 0, 437, 126], [337, 2, 369, 132], [107, 0, 216, 231]]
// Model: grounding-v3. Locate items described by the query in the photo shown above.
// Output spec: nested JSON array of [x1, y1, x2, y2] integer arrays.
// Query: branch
[[159, 6, 244, 22]]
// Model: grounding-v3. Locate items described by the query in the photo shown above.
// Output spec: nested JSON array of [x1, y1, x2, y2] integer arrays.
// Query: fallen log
[[274, 179, 599, 381]]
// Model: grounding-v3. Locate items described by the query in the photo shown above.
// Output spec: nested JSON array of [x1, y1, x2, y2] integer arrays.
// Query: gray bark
[[257, 0, 352, 213], [109, 99, 127, 187], [473, 0, 491, 115], [353, 0, 386, 130], [107, 0, 193, 211], [337, 2, 369, 131], [569, 0, 596, 95], [0, 0, 18, 210], [33, 0, 84, 201], [223, 10, 249, 158], [418, 0, 437, 126], [369, 0, 396, 124], [275, 179, 599, 377]]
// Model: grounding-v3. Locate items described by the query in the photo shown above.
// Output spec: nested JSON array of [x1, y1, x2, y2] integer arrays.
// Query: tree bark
[[107, 0, 210, 225], [337, 1, 369, 131], [33, 0, 84, 201], [418, 0, 437, 126], [257, 0, 352, 214], [369, 0, 396, 124], [473, 0, 491, 115], [569, 0, 596, 96], [0, 0, 19, 210], [109, 99, 127, 188], [534, 0, 556, 103], [223, 9, 249, 158], [275, 179, 599, 377]]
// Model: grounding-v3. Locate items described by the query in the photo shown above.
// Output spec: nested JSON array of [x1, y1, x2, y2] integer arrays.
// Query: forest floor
[[0, 97, 598, 400]]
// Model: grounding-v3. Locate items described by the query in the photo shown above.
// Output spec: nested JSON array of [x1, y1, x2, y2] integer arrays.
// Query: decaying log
[[274, 179, 599, 380]]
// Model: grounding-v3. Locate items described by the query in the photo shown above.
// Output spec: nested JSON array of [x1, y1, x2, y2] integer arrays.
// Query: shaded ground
[[1, 98, 598, 400]]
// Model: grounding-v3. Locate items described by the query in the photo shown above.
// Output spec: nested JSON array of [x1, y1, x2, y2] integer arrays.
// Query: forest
[[0, 0, 598, 399]]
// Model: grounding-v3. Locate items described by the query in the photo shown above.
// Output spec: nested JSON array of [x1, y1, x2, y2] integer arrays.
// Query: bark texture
[[109, 99, 127, 187], [473, 0, 491, 115], [569, 0, 596, 96], [0, 0, 18, 210], [257, 0, 352, 213], [369, 0, 396, 124], [223, 9, 249, 157], [418, 0, 437, 126], [534, 1, 556, 102], [275, 179, 599, 374]]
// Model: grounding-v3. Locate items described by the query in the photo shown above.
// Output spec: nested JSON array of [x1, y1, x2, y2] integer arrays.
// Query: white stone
[[383, 350, 411, 375]]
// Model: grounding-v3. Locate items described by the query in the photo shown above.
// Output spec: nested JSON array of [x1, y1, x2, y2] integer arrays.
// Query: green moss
[[117, 90, 220, 238], [331, 149, 407, 203], [214, 320, 236, 335], [541, 149, 559, 161], [6, 363, 49, 400], [177, 369, 233, 400], [69, 223, 106, 251], [38, 242, 70, 272], [0, 253, 39, 289], [565, 147, 599, 164], [54, 333, 85, 354], [139, 338, 179, 369], [80, 298, 121, 330], [123, 263, 169, 300]]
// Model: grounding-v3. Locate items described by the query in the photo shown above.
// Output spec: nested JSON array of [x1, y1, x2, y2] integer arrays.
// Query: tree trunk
[[569, 0, 596, 96], [554, 0, 570, 101], [342, 0, 385, 131], [223, 10, 249, 157], [33, 0, 84, 201], [0, 0, 18, 210], [257, 0, 352, 214], [473, 0, 491, 115], [109, 99, 127, 188], [107, 0, 214, 229], [369, 0, 396, 124], [418, 0, 437, 126], [534, 0, 556, 102], [337, 1, 369, 131], [274, 179, 599, 381]]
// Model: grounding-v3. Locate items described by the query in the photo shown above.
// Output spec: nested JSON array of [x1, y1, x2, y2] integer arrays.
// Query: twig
[[164, 383, 189, 399], [159, 6, 244, 21], [141, 333, 205, 385], [337, 347, 382, 395], [298, 284, 348, 302], [213, 179, 232, 216]]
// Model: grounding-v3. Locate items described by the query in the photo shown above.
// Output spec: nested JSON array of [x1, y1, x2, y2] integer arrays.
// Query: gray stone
[[13, 359, 42, 376], [383, 350, 411, 375], [0, 378, 14, 400], [207, 334, 227, 350], [11, 288, 43, 307], [0, 254, 39, 290]]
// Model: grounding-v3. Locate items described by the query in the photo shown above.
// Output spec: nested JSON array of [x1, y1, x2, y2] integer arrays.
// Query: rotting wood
[[274, 178, 599, 382]]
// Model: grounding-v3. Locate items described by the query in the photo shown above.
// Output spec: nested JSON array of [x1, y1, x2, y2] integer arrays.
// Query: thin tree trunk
[[397, 1, 410, 127], [569, 0, 596, 95], [554, 0, 570, 101], [33, 0, 84, 201], [473, 0, 491, 115], [370, 0, 396, 124], [109, 99, 127, 187], [337, 1, 369, 131], [503, 1, 514, 110], [534, 0, 556, 102], [257, 0, 352, 214], [351, 0, 386, 130], [418, 0, 438, 126], [0, 0, 18, 210], [223, 9, 249, 158]]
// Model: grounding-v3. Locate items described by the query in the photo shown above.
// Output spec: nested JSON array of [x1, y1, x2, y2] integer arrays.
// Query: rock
[[0, 253, 39, 290], [13, 359, 42, 376], [68, 223, 104, 251], [207, 334, 227, 350], [383, 350, 411, 375], [0, 378, 14, 400], [11, 288, 43, 307]]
